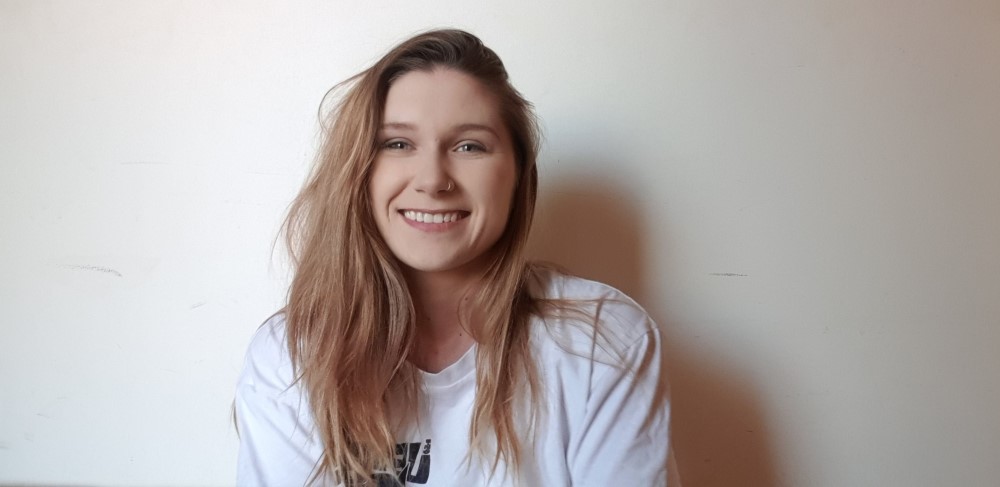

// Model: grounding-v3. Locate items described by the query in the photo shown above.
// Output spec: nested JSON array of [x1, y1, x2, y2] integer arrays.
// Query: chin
[[397, 254, 462, 272], [396, 253, 486, 277]]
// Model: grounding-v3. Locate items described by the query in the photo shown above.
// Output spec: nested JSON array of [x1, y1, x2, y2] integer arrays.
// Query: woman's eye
[[456, 142, 485, 153], [383, 140, 410, 150]]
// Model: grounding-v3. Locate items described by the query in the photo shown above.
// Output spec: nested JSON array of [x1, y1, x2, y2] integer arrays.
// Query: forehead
[[382, 68, 505, 130]]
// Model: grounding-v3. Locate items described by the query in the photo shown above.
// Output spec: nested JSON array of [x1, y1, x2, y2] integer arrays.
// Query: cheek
[[367, 163, 398, 218], [487, 165, 519, 227], [501, 164, 519, 209], [366, 181, 382, 224]]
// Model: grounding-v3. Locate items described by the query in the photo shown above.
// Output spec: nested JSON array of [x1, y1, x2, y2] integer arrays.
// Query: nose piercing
[[446, 180, 455, 192]]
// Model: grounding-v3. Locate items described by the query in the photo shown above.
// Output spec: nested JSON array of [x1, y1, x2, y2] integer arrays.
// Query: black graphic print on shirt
[[375, 439, 432, 485]]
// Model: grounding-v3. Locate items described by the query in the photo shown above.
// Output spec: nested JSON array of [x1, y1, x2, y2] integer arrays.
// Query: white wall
[[1, 1, 998, 485]]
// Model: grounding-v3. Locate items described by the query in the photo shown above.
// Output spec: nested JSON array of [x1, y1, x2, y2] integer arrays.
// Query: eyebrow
[[381, 122, 417, 131], [380, 122, 501, 138]]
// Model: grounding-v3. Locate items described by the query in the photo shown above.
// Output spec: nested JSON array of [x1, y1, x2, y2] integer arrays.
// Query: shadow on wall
[[527, 173, 779, 487]]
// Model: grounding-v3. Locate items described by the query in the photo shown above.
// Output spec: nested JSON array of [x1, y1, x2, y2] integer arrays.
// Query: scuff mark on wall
[[120, 161, 173, 166], [710, 273, 748, 277], [63, 264, 123, 277]]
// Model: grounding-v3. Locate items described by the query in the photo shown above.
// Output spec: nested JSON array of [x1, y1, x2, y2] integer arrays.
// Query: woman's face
[[368, 68, 517, 279]]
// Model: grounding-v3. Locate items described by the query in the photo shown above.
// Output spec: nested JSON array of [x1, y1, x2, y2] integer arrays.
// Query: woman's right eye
[[383, 140, 410, 150]]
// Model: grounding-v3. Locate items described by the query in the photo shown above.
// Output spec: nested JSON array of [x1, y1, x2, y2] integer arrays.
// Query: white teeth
[[403, 211, 464, 224]]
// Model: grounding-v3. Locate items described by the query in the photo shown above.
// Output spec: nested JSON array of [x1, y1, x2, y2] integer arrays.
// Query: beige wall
[[1, 1, 998, 485]]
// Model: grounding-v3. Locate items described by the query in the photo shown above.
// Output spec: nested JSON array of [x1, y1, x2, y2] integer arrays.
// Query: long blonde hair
[[282, 29, 541, 485]]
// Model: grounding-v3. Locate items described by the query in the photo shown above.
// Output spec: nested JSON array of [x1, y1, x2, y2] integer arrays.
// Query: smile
[[401, 210, 470, 224]]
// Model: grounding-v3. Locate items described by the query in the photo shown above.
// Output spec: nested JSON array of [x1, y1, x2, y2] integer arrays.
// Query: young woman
[[235, 29, 678, 486]]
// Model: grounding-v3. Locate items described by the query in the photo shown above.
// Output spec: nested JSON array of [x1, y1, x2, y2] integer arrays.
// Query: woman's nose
[[413, 150, 453, 194]]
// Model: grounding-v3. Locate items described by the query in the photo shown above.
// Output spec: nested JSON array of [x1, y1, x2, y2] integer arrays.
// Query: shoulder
[[529, 268, 659, 355], [525, 269, 672, 483], [235, 313, 326, 485], [237, 312, 298, 396]]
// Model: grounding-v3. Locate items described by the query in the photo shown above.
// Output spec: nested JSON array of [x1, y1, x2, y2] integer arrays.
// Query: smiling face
[[368, 68, 518, 281]]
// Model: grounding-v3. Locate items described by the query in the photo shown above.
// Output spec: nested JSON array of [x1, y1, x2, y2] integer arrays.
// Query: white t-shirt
[[235, 272, 679, 486]]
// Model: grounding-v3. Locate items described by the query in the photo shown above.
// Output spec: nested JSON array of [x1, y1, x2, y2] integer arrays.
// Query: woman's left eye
[[455, 142, 485, 153]]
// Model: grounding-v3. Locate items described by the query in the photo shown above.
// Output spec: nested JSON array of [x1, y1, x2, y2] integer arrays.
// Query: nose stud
[[446, 180, 455, 192]]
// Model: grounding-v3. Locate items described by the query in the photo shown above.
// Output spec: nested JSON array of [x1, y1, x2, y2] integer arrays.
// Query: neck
[[403, 269, 480, 372], [406, 270, 474, 329]]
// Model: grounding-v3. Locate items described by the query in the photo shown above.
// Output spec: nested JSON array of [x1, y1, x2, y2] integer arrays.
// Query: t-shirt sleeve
[[567, 328, 680, 486], [234, 317, 326, 486]]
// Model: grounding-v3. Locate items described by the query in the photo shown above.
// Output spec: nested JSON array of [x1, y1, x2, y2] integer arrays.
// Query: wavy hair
[[282, 29, 541, 485]]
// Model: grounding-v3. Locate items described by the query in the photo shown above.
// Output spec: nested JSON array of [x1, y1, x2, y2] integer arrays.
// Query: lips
[[401, 210, 470, 224]]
